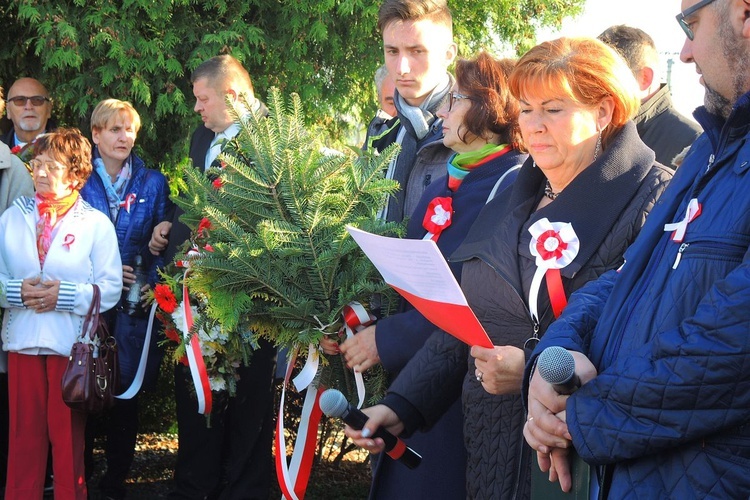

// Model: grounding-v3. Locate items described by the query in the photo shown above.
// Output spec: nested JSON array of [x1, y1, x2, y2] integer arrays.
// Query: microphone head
[[319, 389, 349, 418], [538, 346, 575, 385]]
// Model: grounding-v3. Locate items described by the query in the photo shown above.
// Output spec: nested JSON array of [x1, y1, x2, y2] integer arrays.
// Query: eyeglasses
[[6, 95, 51, 107], [29, 159, 66, 172], [448, 92, 473, 112], [676, 0, 718, 41]]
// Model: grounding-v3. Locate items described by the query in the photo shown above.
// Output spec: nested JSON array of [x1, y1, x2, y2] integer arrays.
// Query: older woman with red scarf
[[0, 128, 121, 499]]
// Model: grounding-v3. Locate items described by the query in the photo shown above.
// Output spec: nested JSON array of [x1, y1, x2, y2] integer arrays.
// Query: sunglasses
[[448, 92, 473, 112], [6, 95, 51, 107], [675, 0, 717, 41]]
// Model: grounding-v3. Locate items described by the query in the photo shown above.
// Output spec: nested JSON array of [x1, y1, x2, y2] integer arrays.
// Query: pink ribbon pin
[[62, 234, 75, 250]]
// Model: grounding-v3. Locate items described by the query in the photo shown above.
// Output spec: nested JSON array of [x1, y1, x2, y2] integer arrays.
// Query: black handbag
[[61, 284, 119, 413]]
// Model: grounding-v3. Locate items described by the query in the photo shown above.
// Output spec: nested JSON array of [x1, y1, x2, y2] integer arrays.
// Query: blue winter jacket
[[529, 91, 750, 498], [80, 151, 173, 387]]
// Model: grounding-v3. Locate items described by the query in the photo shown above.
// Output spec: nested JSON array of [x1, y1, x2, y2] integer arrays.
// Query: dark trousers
[[169, 339, 276, 500], [85, 396, 140, 500]]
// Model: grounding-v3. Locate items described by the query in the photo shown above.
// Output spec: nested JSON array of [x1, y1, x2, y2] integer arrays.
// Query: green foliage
[[172, 88, 401, 397], [0, 0, 584, 170]]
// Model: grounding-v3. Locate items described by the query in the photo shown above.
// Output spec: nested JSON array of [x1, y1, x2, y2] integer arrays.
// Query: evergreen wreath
[[157, 88, 402, 401]]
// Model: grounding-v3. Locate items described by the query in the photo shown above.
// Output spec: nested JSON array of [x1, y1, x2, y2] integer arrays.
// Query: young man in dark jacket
[[525, 1, 750, 497], [599, 24, 702, 167]]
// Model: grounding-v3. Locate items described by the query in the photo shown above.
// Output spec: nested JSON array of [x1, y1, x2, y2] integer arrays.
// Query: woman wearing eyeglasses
[[346, 38, 674, 499], [324, 52, 527, 500], [0, 128, 121, 499]]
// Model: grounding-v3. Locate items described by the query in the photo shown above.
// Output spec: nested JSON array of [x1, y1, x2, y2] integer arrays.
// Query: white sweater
[[0, 196, 122, 356]]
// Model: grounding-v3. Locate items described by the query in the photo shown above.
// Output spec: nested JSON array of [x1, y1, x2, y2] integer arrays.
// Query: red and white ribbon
[[119, 193, 136, 213], [177, 246, 212, 415], [528, 218, 579, 321], [341, 301, 374, 408], [422, 197, 453, 242], [276, 346, 324, 500], [664, 198, 701, 243]]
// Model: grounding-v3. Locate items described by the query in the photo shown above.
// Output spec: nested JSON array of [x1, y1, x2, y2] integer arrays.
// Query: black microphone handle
[[552, 372, 581, 396], [342, 405, 422, 469]]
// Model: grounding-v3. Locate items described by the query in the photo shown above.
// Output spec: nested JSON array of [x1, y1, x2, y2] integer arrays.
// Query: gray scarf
[[384, 73, 453, 222]]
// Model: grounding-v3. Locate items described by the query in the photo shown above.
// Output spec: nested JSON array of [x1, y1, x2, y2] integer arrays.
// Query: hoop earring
[[593, 130, 602, 162]]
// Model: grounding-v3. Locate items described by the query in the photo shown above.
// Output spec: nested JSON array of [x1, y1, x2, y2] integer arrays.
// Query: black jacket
[[382, 121, 673, 499], [635, 84, 701, 166]]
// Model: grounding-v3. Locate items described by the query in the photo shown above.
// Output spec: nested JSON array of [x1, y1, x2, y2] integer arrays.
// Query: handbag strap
[[81, 284, 102, 342]]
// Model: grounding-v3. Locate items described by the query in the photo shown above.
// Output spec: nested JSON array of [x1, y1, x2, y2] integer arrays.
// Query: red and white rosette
[[528, 218, 579, 322], [422, 197, 453, 242], [176, 246, 213, 415]]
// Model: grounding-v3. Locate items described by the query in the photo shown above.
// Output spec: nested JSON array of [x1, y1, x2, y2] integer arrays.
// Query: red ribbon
[[119, 193, 136, 213], [275, 349, 324, 500], [182, 280, 213, 415], [545, 268, 567, 318], [422, 196, 453, 242]]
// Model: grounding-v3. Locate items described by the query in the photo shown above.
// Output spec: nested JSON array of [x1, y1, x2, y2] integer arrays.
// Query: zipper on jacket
[[423, 173, 431, 187], [672, 242, 689, 269], [706, 153, 715, 173]]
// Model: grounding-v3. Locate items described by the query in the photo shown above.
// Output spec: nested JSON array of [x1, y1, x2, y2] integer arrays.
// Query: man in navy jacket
[[525, 1, 750, 498]]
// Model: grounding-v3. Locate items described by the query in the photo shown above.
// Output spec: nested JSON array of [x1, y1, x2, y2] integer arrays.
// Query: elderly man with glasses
[[523, 0, 750, 498], [1, 77, 55, 150]]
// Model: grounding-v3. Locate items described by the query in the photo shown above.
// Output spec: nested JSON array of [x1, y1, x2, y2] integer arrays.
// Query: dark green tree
[[0, 0, 583, 169]]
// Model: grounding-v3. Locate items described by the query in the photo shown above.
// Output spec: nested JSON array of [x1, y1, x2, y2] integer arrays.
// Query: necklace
[[544, 179, 560, 200]]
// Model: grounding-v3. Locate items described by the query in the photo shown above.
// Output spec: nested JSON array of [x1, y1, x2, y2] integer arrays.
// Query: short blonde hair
[[90, 99, 141, 134], [509, 37, 640, 148]]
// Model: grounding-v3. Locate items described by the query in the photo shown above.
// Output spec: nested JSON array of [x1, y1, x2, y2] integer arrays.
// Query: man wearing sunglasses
[[1, 77, 55, 150], [523, 0, 750, 498]]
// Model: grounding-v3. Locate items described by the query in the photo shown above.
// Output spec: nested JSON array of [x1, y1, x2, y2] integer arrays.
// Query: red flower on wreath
[[212, 177, 223, 190], [197, 217, 212, 238], [164, 325, 181, 343], [154, 284, 178, 314]]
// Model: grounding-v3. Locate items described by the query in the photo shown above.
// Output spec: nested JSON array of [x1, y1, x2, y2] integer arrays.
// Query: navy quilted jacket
[[530, 90, 750, 499], [80, 150, 173, 386]]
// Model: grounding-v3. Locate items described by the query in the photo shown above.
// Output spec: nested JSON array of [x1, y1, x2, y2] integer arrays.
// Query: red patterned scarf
[[36, 191, 79, 267]]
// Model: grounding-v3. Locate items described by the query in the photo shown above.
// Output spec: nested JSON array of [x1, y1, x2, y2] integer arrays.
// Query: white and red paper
[[346, 226, 493, 348]]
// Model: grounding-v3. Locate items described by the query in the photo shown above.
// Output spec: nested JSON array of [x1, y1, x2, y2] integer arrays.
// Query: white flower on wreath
[[172, 301, 199, 337], [209, 376, 227, 392]]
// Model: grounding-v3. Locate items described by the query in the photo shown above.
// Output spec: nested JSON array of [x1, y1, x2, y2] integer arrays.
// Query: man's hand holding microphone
[[524, 346, 597, 492]]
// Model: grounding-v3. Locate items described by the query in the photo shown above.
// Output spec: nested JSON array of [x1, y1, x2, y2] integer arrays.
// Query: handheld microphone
[[319, 389, 422, 469], [537, 346, 581, 395]]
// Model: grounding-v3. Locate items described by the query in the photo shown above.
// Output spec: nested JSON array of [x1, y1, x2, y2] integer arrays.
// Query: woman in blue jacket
[[79, 98, 173, 500]]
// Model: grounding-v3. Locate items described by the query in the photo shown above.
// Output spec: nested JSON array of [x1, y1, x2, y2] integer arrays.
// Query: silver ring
[[41, 299, 45, 307], [476, 371, 483, 383]]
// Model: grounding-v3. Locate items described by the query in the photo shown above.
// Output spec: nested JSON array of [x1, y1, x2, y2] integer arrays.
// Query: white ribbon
[[115, 301, 157, 399], [664, 198, 701, 243], [341, 302, 372, 408]]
